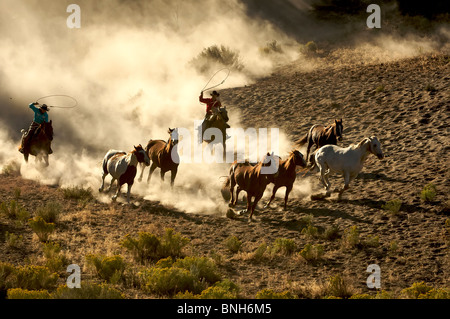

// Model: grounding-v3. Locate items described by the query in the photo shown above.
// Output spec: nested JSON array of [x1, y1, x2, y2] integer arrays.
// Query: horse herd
[[96, 118, 384, 220]]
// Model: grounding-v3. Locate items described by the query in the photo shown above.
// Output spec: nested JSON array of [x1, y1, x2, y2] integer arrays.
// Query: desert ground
[[0, 47, 449, 299]]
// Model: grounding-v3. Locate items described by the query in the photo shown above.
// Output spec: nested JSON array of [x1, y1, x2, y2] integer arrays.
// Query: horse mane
[[281, 151, 296, 170], [354, 137, 371, 149]]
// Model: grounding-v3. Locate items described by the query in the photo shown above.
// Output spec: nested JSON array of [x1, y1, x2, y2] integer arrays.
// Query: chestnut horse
[[226, 152, 279, 220], [99, 145, 150, 203], [138, 128, 179, 187], [21, 121, 53, 167], [264, 150, 307, 210], [296, 119, 343, 165]]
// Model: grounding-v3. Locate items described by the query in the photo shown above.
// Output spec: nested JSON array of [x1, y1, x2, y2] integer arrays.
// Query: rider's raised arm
[[29, 102, 39, 112]]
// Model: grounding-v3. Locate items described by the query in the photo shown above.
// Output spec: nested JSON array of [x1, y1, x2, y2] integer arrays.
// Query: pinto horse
[[264, 150, 307, 210], [297, 119, 343, 165], [227, 152, 279, 220], [138, 128, 179, 187], [21, 121, 53, 167], [99, 145, 150, 203], [313, 136, 384, 199]]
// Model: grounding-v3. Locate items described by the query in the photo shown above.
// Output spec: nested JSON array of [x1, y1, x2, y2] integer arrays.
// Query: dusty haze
[[0, 0, 448, 214]]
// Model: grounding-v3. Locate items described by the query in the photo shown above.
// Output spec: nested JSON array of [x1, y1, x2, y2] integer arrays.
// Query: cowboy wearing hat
[[198, 90, 230, 143], [19, 102, 52, 154]]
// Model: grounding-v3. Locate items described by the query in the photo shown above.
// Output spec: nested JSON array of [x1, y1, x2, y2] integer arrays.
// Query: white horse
[[314, 136, 384, 198], [99, 145, 150, 203]]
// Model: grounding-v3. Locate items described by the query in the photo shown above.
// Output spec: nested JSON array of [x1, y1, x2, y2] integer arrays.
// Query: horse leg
[[249, 193, 264, 220], [147, 162, 157, 183], [337, 172, 351, 200], [108, 178, 116, 193], [229, 177, 236, 206], [160, 169, 165, 182], [138, 162, 146, 182], [283, 185, 293, 210], [264, 185, 280, 209], [234, 187, 243, 206], [43, 153, 49, 167], [170, 167, 178, 188], [112, 182, 122, 201], [126, 183, 133, 203]]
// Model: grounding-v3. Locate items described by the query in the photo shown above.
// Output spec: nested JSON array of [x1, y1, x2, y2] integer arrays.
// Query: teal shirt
[[29, 103, 49, 124]]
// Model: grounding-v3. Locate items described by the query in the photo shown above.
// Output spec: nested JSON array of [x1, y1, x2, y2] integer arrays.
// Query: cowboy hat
[[210, 90, 220, 97], [40, 104, 49, 112]]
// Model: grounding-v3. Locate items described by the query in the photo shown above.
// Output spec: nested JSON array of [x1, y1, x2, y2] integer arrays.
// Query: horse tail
[[296, 133, 308, 147], [220, 176, 231, 201]]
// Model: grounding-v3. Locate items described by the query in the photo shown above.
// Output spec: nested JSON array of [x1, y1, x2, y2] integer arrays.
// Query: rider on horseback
[[19, 102, 53, 154], [199, 90, 230, 142]]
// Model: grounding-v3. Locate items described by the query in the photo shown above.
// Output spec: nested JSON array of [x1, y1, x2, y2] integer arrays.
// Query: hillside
[[1, 50, 449, 299]]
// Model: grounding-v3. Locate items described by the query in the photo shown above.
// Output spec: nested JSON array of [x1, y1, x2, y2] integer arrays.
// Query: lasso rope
[[36, 94, 78, 109], [201, 68, 231, 93]]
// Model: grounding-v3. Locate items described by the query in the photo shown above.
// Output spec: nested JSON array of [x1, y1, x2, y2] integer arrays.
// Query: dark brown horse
[[21, 121, 53, 167], [296, 119, 343, 165], [202, 108, 229, 158], [226, 152, 279, 220], [264, 150, 307, 210], [138, 128, 179, 187]]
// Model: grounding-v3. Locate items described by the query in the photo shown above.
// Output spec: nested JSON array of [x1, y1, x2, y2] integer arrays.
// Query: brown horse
[[264, 150, 307, 210], [202, 108, 229, 158], [226, 152, 279, 220], [296, 119, 343, 165], [138, 128, 179, 187], [20, 121, 53, 167]]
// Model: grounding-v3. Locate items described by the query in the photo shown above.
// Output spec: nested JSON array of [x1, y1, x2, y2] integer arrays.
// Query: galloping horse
[[264, 150, 307, 210], [226, 152, 279, 220], [21, 120, 53, 167], [138, 128, 179, 187], [99, 145, 150, 203], [296, 119, 343, 165], [202, 108, 229, 158], [313, 136, 384, 199]]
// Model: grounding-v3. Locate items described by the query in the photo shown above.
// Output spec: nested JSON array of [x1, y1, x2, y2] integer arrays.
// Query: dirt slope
[[1, 51, 449, 299]]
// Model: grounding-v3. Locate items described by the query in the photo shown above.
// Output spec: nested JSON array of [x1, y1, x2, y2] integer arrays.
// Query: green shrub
[[271, 238, 297, 256], [401, 282, 433, 299], [325, 275, 353, 299], [5, 231, 23, 248], [301, 224, 319, 238], [0, 262, 16, 291], [299, 243, 325, 262], [61, 186, 94, 202], [323, 225, 341, 240], [52, 283, 125, 299], [142, 267, 201, 296], [7, 288, 51, 299], [251, 243, 268, 262], [375, 85, 385, 93], [300, 41, 318, 55], [86, 254, 125, 283], [374, 290, 395, 299], [13, 265, 58, 290], [0, 200, 30, 222], [175, 280, 240, 299], [349, 293, 372, 299], [420, 184, 437, 202], [341, 226, 360, 249], [121, 228, 189, 264], [363, 235, 380, 248], [173, 256, 221, 284], [259, 40, 283, 55], [35, 201, 62, 223], [224, 236, 242, 253], [255, 288, 295, 299], [28, 217, 55, 242], [190, 45, 244, 75], [42, 242, 69, 273], [382, 199, 402, 216]]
